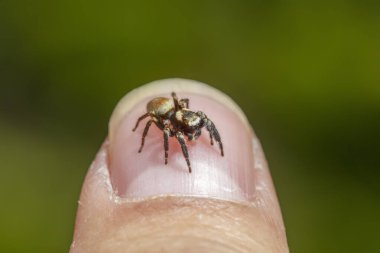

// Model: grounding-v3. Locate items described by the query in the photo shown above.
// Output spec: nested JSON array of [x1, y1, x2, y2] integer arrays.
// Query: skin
[[70, 79, 289, 253]]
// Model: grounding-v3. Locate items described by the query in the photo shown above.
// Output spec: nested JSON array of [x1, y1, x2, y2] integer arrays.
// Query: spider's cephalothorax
[[132, 92, 224, 173]]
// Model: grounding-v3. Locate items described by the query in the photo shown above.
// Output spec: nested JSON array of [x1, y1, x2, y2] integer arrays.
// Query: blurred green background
[[1, 0, 379, 252]]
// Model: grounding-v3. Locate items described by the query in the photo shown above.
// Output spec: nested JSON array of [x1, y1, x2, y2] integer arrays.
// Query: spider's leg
[[132, 113, 149, 131], [209, 131, 214, 145], [138, 119, 154, 153], [191, 129, 202, 141], [175, 132, 192, 173], [204, 118, 224, 156], [163, 127, 170, 164], [179, 98, 189, 109], [171, 92, 180, 110]]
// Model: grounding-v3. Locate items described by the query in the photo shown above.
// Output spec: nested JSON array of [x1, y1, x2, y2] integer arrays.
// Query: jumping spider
[[132, 92, 224, 173]]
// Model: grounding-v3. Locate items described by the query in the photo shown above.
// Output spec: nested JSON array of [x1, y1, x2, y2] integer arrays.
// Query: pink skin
[[71, 80, 288, 252], [109, 89, 284, 229], [110, 93, 255, 201]]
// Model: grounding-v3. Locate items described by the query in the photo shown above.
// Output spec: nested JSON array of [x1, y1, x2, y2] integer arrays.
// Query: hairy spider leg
[[171, 92, 180, 111], [138, 119, 154, 153], [204, 118, 224, 157], [176, 132, 192, 173], [171, 92, 189, 110], [132, 113, 149, 131], [163, 127, 170, 164], [196, 111, 224, 156], [209, 131, 214, 145], [179, 98, 189, 109]]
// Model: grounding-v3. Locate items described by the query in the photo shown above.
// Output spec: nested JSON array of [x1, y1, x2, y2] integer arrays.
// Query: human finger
[[70, 78, 289, 253]]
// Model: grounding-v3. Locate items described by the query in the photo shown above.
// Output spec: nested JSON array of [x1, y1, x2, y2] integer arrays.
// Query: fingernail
[[108, 78, 257, 202]]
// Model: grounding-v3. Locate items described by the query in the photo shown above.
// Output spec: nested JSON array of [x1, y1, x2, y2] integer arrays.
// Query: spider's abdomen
[[147, 97, 174, 117]]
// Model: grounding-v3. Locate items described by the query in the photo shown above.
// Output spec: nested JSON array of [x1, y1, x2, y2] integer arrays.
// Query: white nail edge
[[109, 78, 252, 150]]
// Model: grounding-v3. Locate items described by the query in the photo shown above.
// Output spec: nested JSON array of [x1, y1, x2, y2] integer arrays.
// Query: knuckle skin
[[71, 197, 288, 253]]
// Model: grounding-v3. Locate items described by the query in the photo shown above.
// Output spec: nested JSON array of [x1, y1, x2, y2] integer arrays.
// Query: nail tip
[[109, 78, 252, 147], [108, 78, 259, 202]]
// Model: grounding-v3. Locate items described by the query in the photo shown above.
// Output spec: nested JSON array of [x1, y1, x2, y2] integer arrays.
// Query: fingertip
[[109, 78, 252, 148], [72, 78, 289, 252], [108, 79, 254, 201]]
